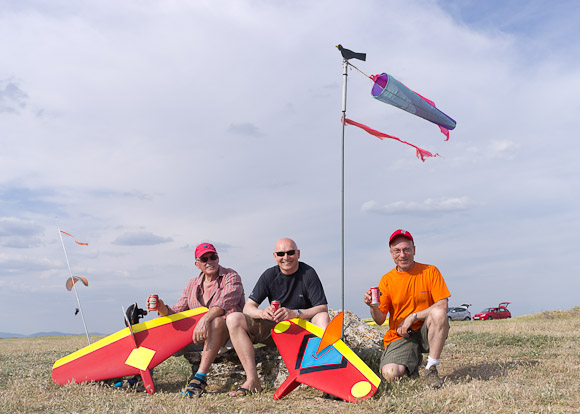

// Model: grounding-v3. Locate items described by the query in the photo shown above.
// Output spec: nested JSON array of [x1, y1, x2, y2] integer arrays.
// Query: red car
[[473, 302, 511, 320]]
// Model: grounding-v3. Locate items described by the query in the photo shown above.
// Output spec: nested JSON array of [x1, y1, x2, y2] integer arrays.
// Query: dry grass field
[[1, 307, 579, 413]]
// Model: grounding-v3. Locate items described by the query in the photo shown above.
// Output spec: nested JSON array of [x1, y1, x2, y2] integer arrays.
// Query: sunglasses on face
[[197, 254, 219, 263], [275, 250, 296, 257]]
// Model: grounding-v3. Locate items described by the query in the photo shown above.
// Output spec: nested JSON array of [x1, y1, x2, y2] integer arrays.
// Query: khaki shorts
[[244, 315, 276, 347], [173, 339, 234, 356], [380, 321, 431, 376]]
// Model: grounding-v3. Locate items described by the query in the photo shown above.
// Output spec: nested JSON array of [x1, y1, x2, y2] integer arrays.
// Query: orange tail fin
[[316, 312, 343, 354]]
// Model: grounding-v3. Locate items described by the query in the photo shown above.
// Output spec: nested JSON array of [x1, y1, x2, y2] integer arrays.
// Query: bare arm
[[281, 304, 328, 321], [416, 297, 448, 320], [244, 299, 329, 323], [397, 297, 449, 337], [151, 298, 171, 316], [243, 299, 271, 320], [192, 306, 224, 344], [364, 288, 387, 325]]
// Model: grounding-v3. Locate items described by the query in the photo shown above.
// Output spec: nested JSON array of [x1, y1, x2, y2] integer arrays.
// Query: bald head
[[273, 238, 300, 275], [275, 238, 297, 251]]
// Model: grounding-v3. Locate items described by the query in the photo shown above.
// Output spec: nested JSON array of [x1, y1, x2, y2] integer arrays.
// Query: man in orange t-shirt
[[364, 229, 450, 388]]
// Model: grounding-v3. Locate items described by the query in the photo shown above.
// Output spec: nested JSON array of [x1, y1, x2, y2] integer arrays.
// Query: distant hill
[[0, 332, 26, 339], [0, 331, 103, 339]]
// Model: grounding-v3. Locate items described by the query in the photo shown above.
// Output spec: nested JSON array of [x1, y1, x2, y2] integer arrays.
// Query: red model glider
[[52, 307, 208, 394], [271, 313, 381, 402]]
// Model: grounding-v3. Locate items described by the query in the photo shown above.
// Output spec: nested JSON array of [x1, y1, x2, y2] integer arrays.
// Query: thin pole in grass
[[58, 228, 91, 345]]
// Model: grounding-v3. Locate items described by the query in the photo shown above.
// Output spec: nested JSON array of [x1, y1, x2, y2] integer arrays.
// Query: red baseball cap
[[195, 242, 217, 258], [389, 229, 414, 246]]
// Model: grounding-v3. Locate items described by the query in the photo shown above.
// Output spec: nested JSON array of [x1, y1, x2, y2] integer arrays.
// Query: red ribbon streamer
[[60, 230, 89, 246], [343, 118, 440, 162]]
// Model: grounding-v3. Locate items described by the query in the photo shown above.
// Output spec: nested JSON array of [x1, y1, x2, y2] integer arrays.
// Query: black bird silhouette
[[336, 44, 366, 61]]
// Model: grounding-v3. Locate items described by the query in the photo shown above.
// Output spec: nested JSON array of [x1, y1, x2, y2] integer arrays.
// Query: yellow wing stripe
[[52, 307, 208, 369], [132, 307, 208, 333], [288, 318, 381, 387]]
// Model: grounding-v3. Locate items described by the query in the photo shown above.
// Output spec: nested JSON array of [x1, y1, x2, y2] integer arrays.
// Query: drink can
[[370, 287, 380, 305], [271, 300, 280, 312], [148, 294, 159, 311]]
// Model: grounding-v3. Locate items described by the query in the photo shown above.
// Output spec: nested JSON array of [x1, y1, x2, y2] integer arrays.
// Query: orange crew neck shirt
[[378, 262, 450, 348]]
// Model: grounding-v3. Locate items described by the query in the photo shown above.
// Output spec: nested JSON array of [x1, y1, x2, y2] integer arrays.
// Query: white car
[[447, 303, 472, 321]]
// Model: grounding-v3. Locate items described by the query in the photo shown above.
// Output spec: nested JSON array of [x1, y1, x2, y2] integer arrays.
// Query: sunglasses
[[197, 254, 219, 263], [275, 250, 296, 257]]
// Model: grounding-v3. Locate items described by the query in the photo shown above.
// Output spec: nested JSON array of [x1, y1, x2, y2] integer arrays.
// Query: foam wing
[[52, 307, 208, 394], [65, 276, 88, 291], [272, 318, 381, 402]]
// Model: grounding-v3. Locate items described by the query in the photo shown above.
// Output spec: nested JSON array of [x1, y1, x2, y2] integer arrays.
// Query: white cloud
[[112, 232, 173, 246], [0, 217, 44, 248], [0, 252, 57, 273], [227, 123, 262, 137], [361, 197, 470, 215], [485, 140, 520, 161], [0, 79, 28, 114]]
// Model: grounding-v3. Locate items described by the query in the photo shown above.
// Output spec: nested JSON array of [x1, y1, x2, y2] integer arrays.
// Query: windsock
[[371, 73, 456, 132]]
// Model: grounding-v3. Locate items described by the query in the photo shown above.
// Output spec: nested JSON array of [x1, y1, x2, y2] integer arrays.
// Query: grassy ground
[[1, 307, 579, 413]]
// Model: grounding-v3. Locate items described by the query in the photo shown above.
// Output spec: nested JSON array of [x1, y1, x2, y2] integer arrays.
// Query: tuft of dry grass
[[1, 307, 579, 413]]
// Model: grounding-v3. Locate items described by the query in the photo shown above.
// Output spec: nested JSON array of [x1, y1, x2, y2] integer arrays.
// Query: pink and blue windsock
[[371, 73, 456, 138]]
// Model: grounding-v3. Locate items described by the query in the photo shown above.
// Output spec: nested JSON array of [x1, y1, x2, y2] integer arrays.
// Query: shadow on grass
[[446, 359, 539, 382]]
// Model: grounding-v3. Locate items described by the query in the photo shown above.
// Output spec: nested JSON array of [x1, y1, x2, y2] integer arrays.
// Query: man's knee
[[425, 308, 450, 344], [311, 312, 330, 329], [226, 312, 247, 332], [428, 307, 448, 326], [381, 363, 406, 381], [212, 315, 225, 326], [210, 316, 227, 335]]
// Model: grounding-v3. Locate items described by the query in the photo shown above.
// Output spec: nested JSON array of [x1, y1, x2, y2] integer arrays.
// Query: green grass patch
[[450, 331, 560, 349]]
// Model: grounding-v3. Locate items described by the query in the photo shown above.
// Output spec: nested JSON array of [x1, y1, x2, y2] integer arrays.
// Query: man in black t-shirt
[[226, 238, 330, 396]]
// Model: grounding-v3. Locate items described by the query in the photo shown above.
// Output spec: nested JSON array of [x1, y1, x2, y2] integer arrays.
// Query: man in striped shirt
[[151, 242, 245, 397]]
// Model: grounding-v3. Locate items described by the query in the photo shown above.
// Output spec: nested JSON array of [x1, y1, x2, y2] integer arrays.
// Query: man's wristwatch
[[412, 312, 418, 321], [296, 309, 303, 318]]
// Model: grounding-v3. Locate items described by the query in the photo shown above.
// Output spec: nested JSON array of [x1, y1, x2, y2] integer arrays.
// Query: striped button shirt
[[170, 265, 245, 317]]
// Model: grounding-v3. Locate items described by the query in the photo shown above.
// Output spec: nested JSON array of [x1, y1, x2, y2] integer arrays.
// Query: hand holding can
[[370, 287, 380, 306], [271, 300, 280, 312], [147, 294, 159, 312]]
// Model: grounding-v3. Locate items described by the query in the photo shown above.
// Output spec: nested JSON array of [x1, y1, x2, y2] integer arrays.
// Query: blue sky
[[1, 0, 579, 335]]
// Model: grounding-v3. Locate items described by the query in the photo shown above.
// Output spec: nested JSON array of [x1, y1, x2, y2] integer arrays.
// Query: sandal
[[113, 375, 144, 392], [182, 378, 207, 397], [228, 387, 250, 397]]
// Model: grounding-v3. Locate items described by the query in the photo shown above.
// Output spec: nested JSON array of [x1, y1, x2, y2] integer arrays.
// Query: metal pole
[[340, 59, 348, 339], [58, 229, 91, 345]]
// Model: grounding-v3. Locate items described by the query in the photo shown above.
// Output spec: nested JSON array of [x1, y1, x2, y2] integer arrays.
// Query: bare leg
[[226, 312, 262, 393], [426, 307, 449, 360], [381, 363, 407, 381], [198, 317, 229, 374], [311, 311, 330, 329]]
